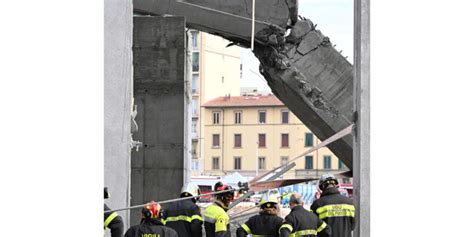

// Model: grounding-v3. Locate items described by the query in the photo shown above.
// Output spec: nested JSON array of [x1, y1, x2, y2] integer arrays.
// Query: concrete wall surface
[[104, 0, 133, 231], [131, 16, 186, 225]]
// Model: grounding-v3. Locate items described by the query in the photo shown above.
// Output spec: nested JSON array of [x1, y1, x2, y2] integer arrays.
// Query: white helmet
[[181, 182, 200, 198], [319, 173, 338, 190]]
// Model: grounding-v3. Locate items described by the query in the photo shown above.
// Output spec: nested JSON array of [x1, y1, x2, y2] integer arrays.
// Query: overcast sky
[[240, 0, 353, 92]]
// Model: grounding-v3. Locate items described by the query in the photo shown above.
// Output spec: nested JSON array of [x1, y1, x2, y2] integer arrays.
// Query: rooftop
[[202, 95, 285, 108]]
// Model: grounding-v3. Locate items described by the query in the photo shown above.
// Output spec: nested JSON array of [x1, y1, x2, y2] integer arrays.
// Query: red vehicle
[[191, 176, 221, 202]]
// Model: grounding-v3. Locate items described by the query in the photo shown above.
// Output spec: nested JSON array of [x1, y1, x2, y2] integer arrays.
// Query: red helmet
[[215, 184, 235, 202], [142, 201, 161, 219]]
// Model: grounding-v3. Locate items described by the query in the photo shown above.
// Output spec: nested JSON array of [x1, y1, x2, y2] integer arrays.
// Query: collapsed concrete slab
[[133, 1, 354, 169], [133, 0, 297, 44], [253, 19, 354, 169]]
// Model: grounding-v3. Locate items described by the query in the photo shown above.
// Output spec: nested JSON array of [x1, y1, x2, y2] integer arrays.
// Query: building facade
[[202, 95, 349, 179], [190, 30, 241, 176]]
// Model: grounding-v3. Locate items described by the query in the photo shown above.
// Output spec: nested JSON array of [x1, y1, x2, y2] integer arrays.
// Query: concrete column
[[130, 16, 187, 225], [104, 0, 133, 230], [353, 0, 370, 236]]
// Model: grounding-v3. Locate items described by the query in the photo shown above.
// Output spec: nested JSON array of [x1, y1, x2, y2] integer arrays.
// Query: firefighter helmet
[[259, 193, 279, 209], [181, 182, 201, 202], [319, 173, 339, 190], [215, 184, 235, 203], [142, 201, 161, 219]]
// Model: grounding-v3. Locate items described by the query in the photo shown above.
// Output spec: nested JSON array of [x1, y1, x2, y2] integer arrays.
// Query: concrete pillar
[[130, 16, 187, 225], [353, 0, 370, 236], [104, 0, 133, 230]]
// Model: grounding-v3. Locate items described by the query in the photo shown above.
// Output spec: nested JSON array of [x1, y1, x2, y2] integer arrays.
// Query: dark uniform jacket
[[124, 218, 178, 237], [104, 204, 124, 237], [204, 202, 230, 237], [236, 210, 283, 237], [162, 199, 203, 237], [310, 187, 355, 237], [279, 205, 331, 237]]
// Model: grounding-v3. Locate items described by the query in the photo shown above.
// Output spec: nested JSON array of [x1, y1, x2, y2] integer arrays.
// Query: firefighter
[[236, 193, 283, 237], [279, 192, 331, 237], [162, 182, 203, 237], [104, 187, 124, 237], [311, 174, 355, 237], [204, 183, 235, 237], [124, 201, 178, 237]]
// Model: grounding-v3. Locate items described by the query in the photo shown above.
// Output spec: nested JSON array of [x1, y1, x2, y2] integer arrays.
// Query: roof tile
[[202, 95, 284, 107]]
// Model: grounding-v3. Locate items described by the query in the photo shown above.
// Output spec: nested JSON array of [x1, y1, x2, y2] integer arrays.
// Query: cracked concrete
[[252, 19, 353, 169]]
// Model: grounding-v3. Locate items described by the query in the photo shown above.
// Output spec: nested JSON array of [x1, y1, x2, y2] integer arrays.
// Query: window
[[234, 111, 242, 124], [338, 159, 344, 170], [305, 133, 313, 147], [258, 134, 266, 147], [258, 111, 266, 124], [191, 31, 198, 49], [324, 155, 332, 169], [192, 160, 199, 171], [305, 156, 313, 170], [192, 99, 198, 117], [234, 157, 241, 170], [192, 141, 197, 156], [281, 133, 289, 147], [281, 110, 289, 124], [281, 156, 289, 166], [213, 111, 220, 124], [258, 157, 266, 170], [234, 134, 242, 148], [240, 64, 243, 78], [221, 76, 225, 83], [212, 134, 220, 147], [212, 157, 220, 170], [192, 52, 199, 72], [192, 120, 197, 138], [192, 74, 198, 94]]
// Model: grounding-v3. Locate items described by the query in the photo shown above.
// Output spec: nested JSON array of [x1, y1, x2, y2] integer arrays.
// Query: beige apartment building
[[202, 95, 349, 179], [190, 30, 241, 175]]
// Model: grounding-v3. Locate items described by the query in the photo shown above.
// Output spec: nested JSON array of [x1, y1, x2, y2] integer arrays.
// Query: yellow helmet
[[259, 193, 279, 208]]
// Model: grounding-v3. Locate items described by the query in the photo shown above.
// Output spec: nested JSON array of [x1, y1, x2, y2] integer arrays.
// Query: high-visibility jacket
[[104, 204, 124, 237], [310, 187, 355, 237], [203, 202, 230, 237], [162, 199, 203, 237], [279, 205, 331, 237], [236, 211, 283, 237], [124, 218, 178, 237]]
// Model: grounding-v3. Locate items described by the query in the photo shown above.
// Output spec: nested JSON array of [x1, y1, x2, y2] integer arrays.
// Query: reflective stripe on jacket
[[204, 202, 230, 237], [104, 204, 124, 237], [162, 199, 203, 237], [279, 205, 331, 237], [236, 211, 283, 237], [311, 187, 355, 237]]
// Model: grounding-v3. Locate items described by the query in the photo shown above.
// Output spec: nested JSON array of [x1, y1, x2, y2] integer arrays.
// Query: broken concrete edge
[[250, 19, 354, 169]]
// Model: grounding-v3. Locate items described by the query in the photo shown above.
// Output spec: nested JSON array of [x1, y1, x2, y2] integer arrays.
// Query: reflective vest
[[204, 202, 230, 237]]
